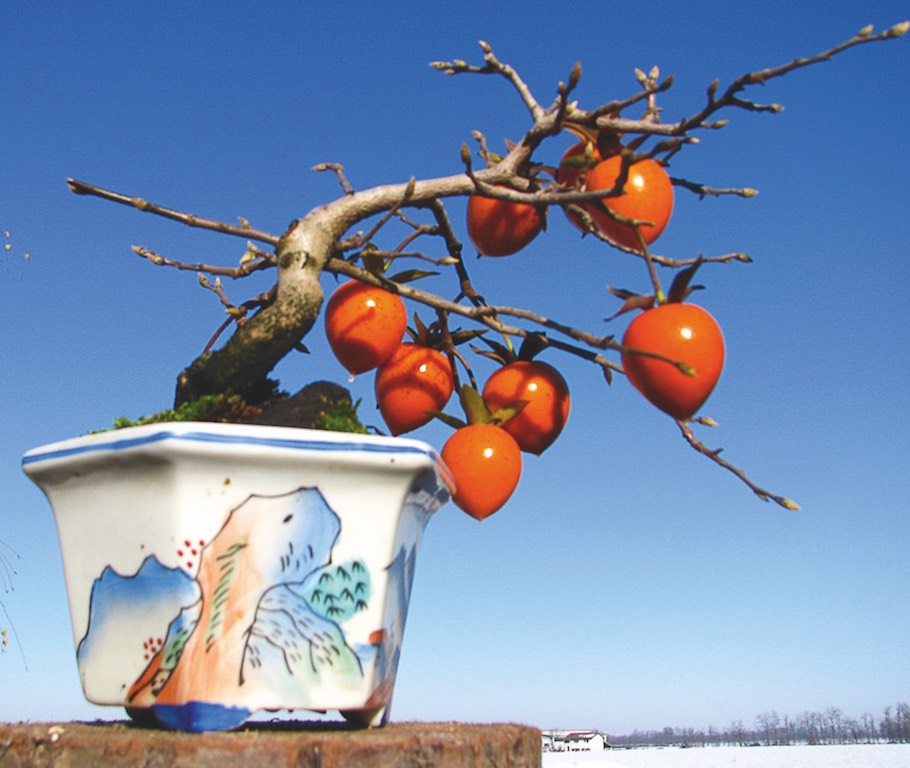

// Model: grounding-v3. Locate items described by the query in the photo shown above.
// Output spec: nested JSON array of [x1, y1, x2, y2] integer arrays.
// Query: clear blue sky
[[2, 1, 908, 735]]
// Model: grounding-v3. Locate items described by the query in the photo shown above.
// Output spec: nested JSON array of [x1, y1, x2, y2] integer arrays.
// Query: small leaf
[[427, 410, 466, 431], [361, 248, 385, 276], [470, 345, 507, 364], [606, 286, 640, 301], [473, 336, 514, 363], [412, 312, 429, 342], [388, 268, 438, 284], [448, 328, 487, 346], [459, 385, 492, 425], [489, 400, 528, 426]]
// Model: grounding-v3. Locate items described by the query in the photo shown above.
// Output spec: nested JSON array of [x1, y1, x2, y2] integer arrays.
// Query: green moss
[[315, 398, 369, 434], [108, 393, 258, 430], [101, 388, 368, 434]]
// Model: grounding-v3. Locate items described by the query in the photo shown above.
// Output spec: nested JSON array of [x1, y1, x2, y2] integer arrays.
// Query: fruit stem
[[636, 229, 665, 304]]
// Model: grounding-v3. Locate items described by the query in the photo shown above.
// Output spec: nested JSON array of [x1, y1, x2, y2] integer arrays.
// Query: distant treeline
[[608, 702, 910, 747]]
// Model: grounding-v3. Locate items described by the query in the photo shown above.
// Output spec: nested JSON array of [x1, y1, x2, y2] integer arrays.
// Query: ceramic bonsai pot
[[22, 422, 452, 732]]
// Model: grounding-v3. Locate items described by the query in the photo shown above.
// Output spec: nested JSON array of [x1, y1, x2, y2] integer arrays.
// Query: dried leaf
[[667, 258, 705, 304], [518, 332, 549, 361], [605, 289, 656, 321]]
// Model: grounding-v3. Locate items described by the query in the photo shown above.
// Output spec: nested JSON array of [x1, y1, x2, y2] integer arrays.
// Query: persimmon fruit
[[556, 141, 602, 231], [621, 303, 725, 420], [482, 360, 570, 455], [466, 189, 544, 257], [324, 280, 407, 375], [375, 343, 455, 435], [584, 155, 674, 250], [441, 424, 522, 520]]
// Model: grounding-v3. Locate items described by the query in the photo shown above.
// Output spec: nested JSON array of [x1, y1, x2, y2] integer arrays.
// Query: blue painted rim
[[22, 426, 445, 468]]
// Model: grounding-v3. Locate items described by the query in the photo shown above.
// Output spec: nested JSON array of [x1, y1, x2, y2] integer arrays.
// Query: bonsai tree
[[66, 22, 907, 518]]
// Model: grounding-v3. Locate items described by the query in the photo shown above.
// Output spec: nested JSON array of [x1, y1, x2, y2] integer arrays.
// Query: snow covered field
[[543, 743, 910, 768]]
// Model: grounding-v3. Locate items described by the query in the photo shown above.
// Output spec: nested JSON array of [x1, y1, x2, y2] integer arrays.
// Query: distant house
[[541, 729, 609, 751]]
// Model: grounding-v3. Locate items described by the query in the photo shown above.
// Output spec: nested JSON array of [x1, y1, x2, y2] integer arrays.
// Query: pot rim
[[23, 422, 453, 487]]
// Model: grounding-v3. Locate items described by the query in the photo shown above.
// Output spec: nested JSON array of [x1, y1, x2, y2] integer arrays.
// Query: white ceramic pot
[[22, 422, 452, 732]]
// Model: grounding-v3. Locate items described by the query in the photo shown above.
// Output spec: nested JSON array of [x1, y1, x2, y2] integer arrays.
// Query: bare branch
[[131, 245, 276, 278], [676, 420, 800, 510], [67, 178, 279, 246], [69, 24, 907, 506], [312, 162, 355, 195], [325, 256, 625, 379], [432, 40, 545, 121], [674, 22, 909, 135], [342, 178, 417, 250], [671, 177, 760, 200]]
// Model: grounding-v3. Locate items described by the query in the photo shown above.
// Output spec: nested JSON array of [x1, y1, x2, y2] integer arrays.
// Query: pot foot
[[151, 702, 253, 732], [341, 705, 389, 728]]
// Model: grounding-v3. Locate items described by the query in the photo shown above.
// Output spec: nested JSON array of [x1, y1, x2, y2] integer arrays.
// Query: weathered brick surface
[[0, 721, 542, 767]]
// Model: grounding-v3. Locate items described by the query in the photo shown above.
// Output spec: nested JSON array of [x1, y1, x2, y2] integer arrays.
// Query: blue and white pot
[[22, 423, 452, 732]]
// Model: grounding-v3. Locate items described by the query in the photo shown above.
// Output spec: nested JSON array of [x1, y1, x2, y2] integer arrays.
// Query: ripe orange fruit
[[556, 141, 602, 231], [466, 188, 544, 257], [482, 360, 570, 455], [441, 424, 522, 520], [621, 303, 725, 420], [324, 280, 407, 375], [375, 343, 455, 435], [584, 155, 674, 250]]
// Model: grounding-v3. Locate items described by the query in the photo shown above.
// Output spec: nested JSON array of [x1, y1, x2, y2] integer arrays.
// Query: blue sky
[[2, 1, 908, 735]]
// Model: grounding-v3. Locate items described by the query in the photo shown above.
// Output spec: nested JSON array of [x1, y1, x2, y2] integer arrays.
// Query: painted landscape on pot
[[74, 486, 410, 720]]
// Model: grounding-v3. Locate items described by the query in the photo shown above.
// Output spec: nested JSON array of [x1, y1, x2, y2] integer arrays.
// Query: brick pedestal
[[0, 721, 542, 767]]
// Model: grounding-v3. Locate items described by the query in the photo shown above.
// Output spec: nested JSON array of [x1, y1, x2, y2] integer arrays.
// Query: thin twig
[[131, 245, 275, 278], [676, 420, 800, 510], [312, 162, 355, 195], [67, 178, 279, 246], [671, 177, 760, 199]]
